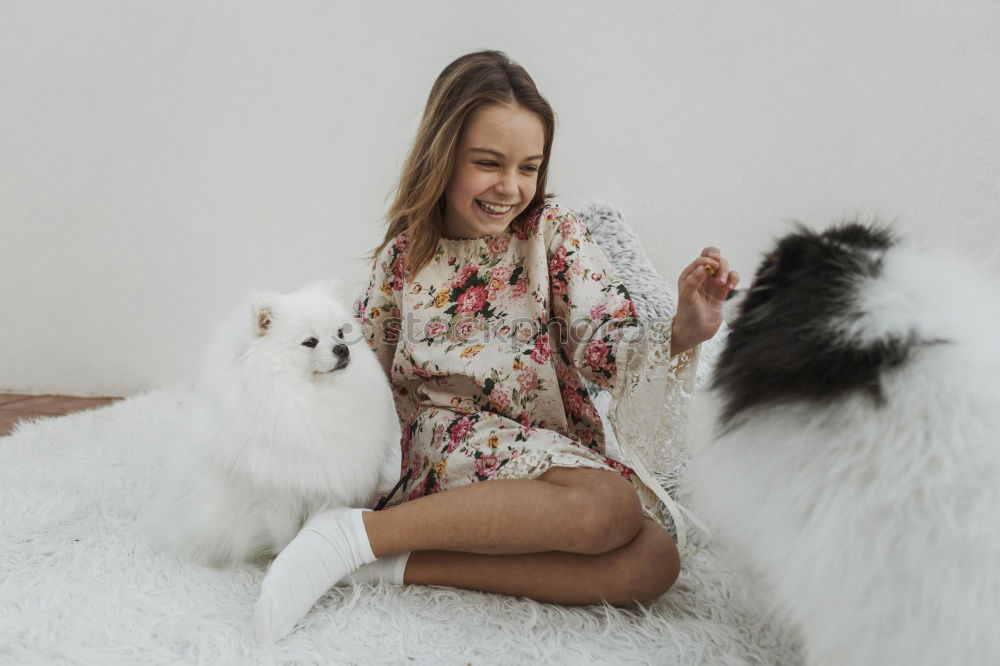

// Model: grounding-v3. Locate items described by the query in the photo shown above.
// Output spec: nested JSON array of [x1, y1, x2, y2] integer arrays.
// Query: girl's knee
[[565, 470, 644, 554], [604, 520, 680, 606]]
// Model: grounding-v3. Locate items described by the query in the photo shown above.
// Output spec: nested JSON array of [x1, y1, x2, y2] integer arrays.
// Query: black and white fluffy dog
[[685, 223, 1000, 665]]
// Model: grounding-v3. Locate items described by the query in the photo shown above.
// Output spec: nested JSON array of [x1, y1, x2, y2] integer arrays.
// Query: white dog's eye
[[337, 327, 344, 339], [302, 337, 319, 348]]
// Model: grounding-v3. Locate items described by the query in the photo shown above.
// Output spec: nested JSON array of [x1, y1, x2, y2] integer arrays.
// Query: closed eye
[[302, 337, 318, 348]]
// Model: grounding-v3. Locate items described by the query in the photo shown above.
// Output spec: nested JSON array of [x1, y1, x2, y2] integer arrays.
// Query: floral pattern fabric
[[354, 203, 696, 524]]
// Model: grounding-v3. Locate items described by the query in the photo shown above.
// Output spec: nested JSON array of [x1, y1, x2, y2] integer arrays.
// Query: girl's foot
[[254, 507, 376, 642]]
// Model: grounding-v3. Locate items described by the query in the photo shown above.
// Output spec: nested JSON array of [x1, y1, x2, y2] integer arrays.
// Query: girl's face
[[443, 103, 545, 239]]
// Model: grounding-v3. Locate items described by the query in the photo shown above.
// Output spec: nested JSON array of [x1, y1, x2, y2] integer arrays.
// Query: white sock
[[253, 507, 376, 643], [338, 552, 410, 586]]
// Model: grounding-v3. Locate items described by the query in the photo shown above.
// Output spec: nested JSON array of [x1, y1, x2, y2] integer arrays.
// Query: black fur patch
[[713, 222, 913, 427]]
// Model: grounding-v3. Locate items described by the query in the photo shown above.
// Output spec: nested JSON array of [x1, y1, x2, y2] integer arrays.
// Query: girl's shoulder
[[374, 232, 410, 272], [365, 232, 411, 302], [524, 201, 591, 245]]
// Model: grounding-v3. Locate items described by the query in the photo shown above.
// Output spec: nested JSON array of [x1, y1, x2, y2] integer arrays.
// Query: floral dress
[[354, 203, 699, 539]]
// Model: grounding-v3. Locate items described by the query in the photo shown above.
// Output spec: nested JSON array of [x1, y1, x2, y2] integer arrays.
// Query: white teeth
[[477, 200, 515, 215]]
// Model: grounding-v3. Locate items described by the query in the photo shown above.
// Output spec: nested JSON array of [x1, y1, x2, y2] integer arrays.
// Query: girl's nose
[[494, 170, 517, 195]]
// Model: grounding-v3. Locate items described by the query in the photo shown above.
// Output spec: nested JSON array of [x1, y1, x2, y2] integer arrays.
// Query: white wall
[[2, 1, 998, 396]]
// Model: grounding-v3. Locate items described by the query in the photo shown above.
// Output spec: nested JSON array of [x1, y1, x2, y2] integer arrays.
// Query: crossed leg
[[255, 466, 680, 641], [364, 466, 680, 605]]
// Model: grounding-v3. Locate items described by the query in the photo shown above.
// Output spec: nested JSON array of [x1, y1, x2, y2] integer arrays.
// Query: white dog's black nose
[[333, 343, 349, 359]]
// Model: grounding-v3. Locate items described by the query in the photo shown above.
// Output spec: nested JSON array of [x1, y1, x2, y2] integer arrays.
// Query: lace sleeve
[[609, 320, 698, 477], [608, 319, 705, 555]]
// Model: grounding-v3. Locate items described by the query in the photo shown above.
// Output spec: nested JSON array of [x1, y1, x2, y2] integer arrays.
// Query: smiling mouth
[[476, 199, 517, 216]]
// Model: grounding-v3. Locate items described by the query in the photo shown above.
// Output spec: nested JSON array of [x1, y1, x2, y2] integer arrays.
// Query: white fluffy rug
[[1, 387, 800, 665]]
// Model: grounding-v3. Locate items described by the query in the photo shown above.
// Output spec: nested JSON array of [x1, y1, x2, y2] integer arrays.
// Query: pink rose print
[[424, 320, 447, 339], [405, 450, 423, 482], [530, 334, 551, 364], [558, 217, 576, 237], [489, 389, 511, 412], [453, 264, 480, 288], [551, 278, 567, 299], [490, 263, 513, 283], [590, 302, 608, 320], [549, 246, 568, 274], [517, 367, 538, 393], [391, 254, 406, 291], [449, 416, 475, 447], [585, 339, 610, 371], [450, 317, 480, 342], [518, 410, 531, 427], [554, 357, 573, 383], [561, 387, 584, 417], [514, 323, 535, 344], [611, 296, 637, 319], [476, 454, 500, 477], [400, 423, 413, 460], [523, 215, 539, 235], [604, 456, 635, 480], [456, 285, 488, 313], [486, 233, 511, 255], [511, 278, 528, 299], [513, 214, 536, 240]]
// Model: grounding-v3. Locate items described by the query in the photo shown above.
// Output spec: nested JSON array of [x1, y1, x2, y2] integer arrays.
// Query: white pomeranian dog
[[685, 223, 1000, 665], [147, 279, 400, 568]]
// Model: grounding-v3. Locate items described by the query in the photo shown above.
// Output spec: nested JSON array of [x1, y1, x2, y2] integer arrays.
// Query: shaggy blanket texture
[[1, 203, 799, 665]]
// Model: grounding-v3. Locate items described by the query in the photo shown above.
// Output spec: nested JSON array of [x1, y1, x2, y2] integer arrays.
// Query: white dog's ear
[[249, 291, 281, 336]]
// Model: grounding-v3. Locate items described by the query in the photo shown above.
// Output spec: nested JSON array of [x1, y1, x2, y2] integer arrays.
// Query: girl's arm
[[544, 205, 706, 552], [543, 204, 683, 394], [353, 236, 407, 379]]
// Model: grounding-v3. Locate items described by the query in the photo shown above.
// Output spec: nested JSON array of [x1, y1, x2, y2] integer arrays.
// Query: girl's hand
[[670, 247, 740, 356]]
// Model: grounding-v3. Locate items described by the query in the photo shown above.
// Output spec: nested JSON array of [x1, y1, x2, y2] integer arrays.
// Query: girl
[[255, 50, 738, 642]]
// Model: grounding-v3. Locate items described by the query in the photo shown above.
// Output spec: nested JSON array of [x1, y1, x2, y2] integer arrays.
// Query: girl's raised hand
[[670, 247, 740, 356]]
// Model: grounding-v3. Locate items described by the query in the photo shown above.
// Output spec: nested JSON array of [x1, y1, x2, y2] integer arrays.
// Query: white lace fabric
[[608, 321, 705, 556]]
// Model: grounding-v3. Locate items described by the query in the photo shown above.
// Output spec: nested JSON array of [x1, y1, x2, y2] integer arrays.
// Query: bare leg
[[364, 467, 646, 557], [255, 466, 679, 640], [361, 466, 681, 605], [403, 517, 680, 606]]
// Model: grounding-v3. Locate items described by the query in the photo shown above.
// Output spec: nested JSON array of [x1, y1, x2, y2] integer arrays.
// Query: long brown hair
[[371, 50, 555, 276]]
